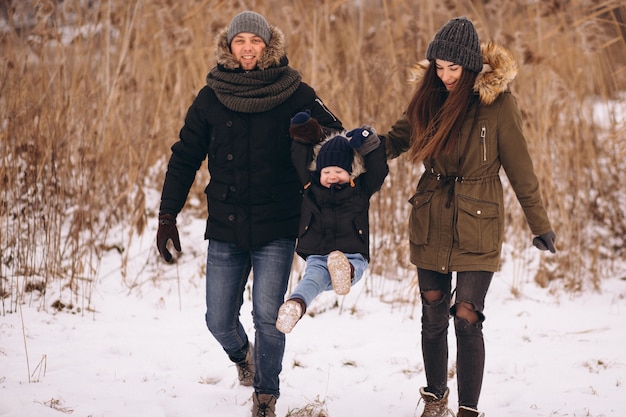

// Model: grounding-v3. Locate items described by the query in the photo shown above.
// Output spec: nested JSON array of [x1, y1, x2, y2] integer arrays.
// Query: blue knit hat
[[227, 11, 272, 45], [316, 136, 354, 174], [426, 17, 483, 73]]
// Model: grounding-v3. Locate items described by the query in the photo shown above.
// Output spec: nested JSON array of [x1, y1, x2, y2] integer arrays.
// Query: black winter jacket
[[159, 84, 342, 249]]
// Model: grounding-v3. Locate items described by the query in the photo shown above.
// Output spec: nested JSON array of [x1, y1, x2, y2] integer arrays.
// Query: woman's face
[[435, 59, 463, 91], [230, 33, 267, 70]]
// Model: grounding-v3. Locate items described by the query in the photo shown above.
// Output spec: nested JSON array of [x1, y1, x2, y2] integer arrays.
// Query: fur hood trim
[[215, 25, 287, 71], [308, 132, 366, 179], [408, 42, 519, 105]]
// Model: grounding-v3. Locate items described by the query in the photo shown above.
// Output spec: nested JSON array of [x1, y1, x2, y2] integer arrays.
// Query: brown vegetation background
[[1, 0, 625, 312]]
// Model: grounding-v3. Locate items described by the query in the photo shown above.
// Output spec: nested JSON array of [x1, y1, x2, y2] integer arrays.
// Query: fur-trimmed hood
[[215, 25, 287, 71], [408, 42, 519, 105], [308, 132, 367, 180]]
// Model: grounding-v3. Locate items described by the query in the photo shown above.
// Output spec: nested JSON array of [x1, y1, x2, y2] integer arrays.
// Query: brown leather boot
[[457, 406, 485, 417], [418, 387, 454, 417], [252, 393, 276, 417], [236, 343, 254, 387]]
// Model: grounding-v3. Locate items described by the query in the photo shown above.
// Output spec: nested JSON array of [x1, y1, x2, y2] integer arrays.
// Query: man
[[156, 11, 342, 417]]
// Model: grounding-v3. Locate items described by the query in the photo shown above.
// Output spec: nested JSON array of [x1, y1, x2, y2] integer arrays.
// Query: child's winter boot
[[327, 250, 354, 295], [276, 298, 305, 333]]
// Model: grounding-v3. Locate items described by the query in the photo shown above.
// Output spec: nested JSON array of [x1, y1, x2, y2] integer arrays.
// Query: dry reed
[[1, 0, 625, 314]]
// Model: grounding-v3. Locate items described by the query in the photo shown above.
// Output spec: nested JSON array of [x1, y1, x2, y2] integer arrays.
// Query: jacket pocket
[[298, 210, 312, 239], [456, 195, 499, 253], [205, 182, 230, 201], [408, 191, 433, 246], [353, 216, 367, 244]]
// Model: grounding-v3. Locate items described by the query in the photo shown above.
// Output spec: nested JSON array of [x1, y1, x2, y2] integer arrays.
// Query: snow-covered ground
[[1, 212, 624, 417]]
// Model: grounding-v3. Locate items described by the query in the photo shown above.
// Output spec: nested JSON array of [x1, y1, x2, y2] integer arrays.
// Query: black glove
[[157, 213, 181, 263], [289, 110, 322, 144], [346, 126, 380, 155], [532, 230, 556, 253]]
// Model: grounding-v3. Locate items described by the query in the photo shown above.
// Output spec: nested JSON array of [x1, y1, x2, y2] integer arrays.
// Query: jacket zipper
[[480, 124, 487, 162], [315, 98, 338, 122]]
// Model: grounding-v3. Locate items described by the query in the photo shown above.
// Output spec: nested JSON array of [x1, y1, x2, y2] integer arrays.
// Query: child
[[276, 111, 389, 333]]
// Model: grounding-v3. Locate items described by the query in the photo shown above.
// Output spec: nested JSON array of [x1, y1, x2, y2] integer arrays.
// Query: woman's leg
[[453, 270, 493, 409], [417, 268, 453, 398]]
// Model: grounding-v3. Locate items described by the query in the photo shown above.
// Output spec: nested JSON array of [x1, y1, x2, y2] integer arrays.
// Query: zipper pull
[[480, 126, 487, 161]]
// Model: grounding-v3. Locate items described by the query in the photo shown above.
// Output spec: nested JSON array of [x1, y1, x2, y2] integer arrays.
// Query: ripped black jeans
[[418, 268, 493, 409]]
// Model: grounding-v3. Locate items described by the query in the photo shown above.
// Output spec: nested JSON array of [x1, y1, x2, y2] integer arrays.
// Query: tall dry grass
[[1, 0, 625, 314]]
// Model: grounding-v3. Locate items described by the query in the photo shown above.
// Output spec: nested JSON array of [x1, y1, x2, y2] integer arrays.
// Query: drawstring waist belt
[[426, 168, 500, 184], [426, 169, 499, 207]]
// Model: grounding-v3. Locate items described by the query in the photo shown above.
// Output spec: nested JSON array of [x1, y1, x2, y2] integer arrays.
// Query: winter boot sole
[[276, 300, 303, 334], [327, 250, 352, 295]]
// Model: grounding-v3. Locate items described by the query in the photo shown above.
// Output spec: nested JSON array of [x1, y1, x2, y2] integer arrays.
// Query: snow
[[1, 214, 625, 417]]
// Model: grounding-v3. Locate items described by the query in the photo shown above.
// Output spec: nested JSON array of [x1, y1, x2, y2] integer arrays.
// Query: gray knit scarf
[[206, 66, 302, 113]]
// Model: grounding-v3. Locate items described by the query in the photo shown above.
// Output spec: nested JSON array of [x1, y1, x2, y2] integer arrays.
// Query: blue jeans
[[204, 238, 295, 397], [289, 253, 368, 307], [418, 268, 492, 409]]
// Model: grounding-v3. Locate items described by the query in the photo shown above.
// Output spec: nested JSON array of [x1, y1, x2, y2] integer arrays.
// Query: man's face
[[230, 33, 267, 71]]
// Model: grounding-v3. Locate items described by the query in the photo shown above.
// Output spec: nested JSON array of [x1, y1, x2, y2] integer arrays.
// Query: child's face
[[320, 166, 350, 188]]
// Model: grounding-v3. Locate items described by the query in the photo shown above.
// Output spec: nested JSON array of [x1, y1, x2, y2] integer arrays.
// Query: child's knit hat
[[316, 136, 354, 174]]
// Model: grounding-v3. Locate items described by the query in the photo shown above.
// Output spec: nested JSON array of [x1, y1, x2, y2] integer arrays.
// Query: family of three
[[156, 10, 556, 417]]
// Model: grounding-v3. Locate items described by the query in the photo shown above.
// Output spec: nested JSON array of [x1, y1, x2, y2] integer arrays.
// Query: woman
[[382, 17, 556, 417]]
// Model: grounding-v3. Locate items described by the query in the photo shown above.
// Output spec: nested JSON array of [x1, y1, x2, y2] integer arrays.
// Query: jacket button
[[230, 186, 236, 192], [441, 266, 446, 271], [227, 154, 233, 160], [358, 229, 363, 235], [228, 215, 235, 221], [226, 121, 233, 127], [477, 210, 482, 215]]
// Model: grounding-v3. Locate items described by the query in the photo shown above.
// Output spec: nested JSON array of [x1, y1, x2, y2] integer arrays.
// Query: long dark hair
[[405, 63, 479, 163]]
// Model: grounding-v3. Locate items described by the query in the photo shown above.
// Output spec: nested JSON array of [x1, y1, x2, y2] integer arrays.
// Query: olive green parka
[[384, 42, 553, 273]]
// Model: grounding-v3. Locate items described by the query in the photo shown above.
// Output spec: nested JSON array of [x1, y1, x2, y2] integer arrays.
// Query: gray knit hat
[[426, 17, 483, 73], [227, 11, 272, 45]]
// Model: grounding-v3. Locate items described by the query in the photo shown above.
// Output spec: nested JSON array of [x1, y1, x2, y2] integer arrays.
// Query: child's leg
[[289, 255, 333, 306], [277, 253, 369, 333], [276, 255, 330, 334]]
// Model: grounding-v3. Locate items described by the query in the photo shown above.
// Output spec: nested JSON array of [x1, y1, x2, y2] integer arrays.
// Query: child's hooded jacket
[[291, 130, 388, 261]]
